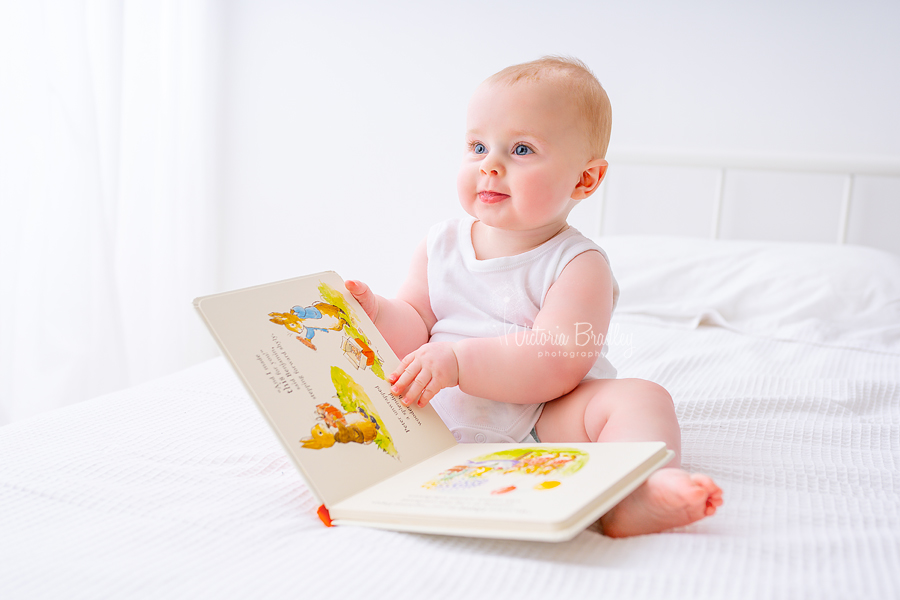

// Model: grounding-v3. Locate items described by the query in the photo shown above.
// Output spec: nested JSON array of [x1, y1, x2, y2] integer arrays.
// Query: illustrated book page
[[194, 271, 458, 507], [331, 441, 673, 541]]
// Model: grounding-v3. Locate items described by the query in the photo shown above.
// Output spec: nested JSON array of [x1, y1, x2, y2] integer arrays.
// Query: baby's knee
[[623, 378, 674, 410]]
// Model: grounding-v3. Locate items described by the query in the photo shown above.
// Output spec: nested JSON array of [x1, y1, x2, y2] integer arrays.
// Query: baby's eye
[[514, 144, 533, 156], [472, 143, 487, 154]]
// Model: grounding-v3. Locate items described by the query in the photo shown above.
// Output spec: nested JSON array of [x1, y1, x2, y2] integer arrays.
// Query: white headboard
[[574, 150, 900, 255]]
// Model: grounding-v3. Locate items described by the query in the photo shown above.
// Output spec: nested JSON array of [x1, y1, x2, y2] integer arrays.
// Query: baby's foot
[[598, 468, 723, 538]]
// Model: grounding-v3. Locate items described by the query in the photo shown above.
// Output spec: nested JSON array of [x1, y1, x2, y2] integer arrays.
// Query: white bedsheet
[[2, 318, 899, 599]]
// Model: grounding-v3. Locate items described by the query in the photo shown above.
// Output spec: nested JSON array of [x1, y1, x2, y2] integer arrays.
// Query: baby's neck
[[470, 220, 570, 260]]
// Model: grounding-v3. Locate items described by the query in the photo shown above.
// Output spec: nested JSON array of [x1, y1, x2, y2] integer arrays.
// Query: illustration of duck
[[300, 421, 378, 449], [316, 402, 347, 428], [316, 402, 379, 430]]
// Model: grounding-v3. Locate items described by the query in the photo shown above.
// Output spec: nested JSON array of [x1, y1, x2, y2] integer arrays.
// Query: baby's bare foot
[[598, 468, 723, 538]]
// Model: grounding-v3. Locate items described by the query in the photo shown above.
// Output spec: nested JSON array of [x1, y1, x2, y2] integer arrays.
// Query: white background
[[217, 0, 900, 296], [2, 0, 898, 423]]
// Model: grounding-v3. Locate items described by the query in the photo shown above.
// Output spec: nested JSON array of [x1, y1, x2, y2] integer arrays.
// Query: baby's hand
[[389, 343, 459, 408], [344, 279, 379, 323]]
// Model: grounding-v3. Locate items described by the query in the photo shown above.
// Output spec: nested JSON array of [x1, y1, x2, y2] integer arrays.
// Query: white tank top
[[426, 218, 619, 443]]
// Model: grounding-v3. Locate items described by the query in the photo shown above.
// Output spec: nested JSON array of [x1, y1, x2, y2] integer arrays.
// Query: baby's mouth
[[478, 191, 509, 204]]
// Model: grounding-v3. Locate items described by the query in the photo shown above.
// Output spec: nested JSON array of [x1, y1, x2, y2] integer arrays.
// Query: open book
[[194, 271, 672, 542]]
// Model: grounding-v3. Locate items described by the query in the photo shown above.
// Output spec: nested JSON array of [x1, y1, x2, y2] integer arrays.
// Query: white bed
[[2, 155, 899, 599]]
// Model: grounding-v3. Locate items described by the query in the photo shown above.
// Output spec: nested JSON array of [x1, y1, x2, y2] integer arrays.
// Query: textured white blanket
[[1, 319, 898, 599]]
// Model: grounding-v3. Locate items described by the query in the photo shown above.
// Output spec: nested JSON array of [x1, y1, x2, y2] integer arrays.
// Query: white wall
[[217, 0, 900, 296]]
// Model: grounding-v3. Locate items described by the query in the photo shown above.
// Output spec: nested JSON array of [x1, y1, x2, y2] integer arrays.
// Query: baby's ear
[[572, 159, 608, 200]]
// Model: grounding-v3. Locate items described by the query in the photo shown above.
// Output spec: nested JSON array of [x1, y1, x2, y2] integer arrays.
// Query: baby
[[346, 56, 722, 537]]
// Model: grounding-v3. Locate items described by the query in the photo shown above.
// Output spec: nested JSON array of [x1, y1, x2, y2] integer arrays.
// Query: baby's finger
[[403, 373, 432, 407], [391, 363, 420, 399], [344, 280, 368, 301], [417, 383, 440, 408], [389, 354, 416, 386], [344, 280, 378, 321]]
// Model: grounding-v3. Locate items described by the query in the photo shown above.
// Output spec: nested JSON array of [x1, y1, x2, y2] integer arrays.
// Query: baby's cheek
[[456, 167, 478, 210], [456, 167, 472, 195]]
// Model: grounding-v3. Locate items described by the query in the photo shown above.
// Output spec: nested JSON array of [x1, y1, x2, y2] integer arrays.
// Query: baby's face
[[457, 79, 592, 234]]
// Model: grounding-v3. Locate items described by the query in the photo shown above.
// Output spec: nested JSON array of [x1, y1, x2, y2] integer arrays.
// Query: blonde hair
[[485, 56, 612, 159]]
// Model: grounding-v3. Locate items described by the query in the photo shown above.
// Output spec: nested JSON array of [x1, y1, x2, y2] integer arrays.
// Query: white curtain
[[0, 0, 221, 425]]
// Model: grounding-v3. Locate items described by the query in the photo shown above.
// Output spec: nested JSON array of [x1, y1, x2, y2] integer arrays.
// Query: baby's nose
[[480, 156, 502, 176]]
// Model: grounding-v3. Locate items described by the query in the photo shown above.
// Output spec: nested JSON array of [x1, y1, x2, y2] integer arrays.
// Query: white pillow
[[597, 235, 900, 354]]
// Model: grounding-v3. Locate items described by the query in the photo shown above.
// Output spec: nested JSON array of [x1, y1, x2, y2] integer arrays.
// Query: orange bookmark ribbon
[[317, 504, 333, 527]]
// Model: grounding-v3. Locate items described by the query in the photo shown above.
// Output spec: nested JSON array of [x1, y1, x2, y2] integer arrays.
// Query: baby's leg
[[536, 378, 723, 538]]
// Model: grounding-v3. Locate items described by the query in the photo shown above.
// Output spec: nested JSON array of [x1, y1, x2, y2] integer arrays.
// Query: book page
[[195, 271, 457, 506], [332, 442, 669, 532]]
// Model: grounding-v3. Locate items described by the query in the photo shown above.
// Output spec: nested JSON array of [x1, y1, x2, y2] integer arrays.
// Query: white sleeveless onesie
[[426, 218, 619, 443]]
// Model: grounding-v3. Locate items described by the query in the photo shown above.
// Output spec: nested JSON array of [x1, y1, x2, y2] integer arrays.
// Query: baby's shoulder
[[554, 244, 619, 309], [558, 245, 611, 278], [549, 228, 610, 272]]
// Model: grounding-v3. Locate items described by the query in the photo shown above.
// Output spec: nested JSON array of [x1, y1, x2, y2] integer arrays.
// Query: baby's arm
[[391, 249, 613, 407], [459, 250, 613, 402], [345, 240, 435, 361]]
